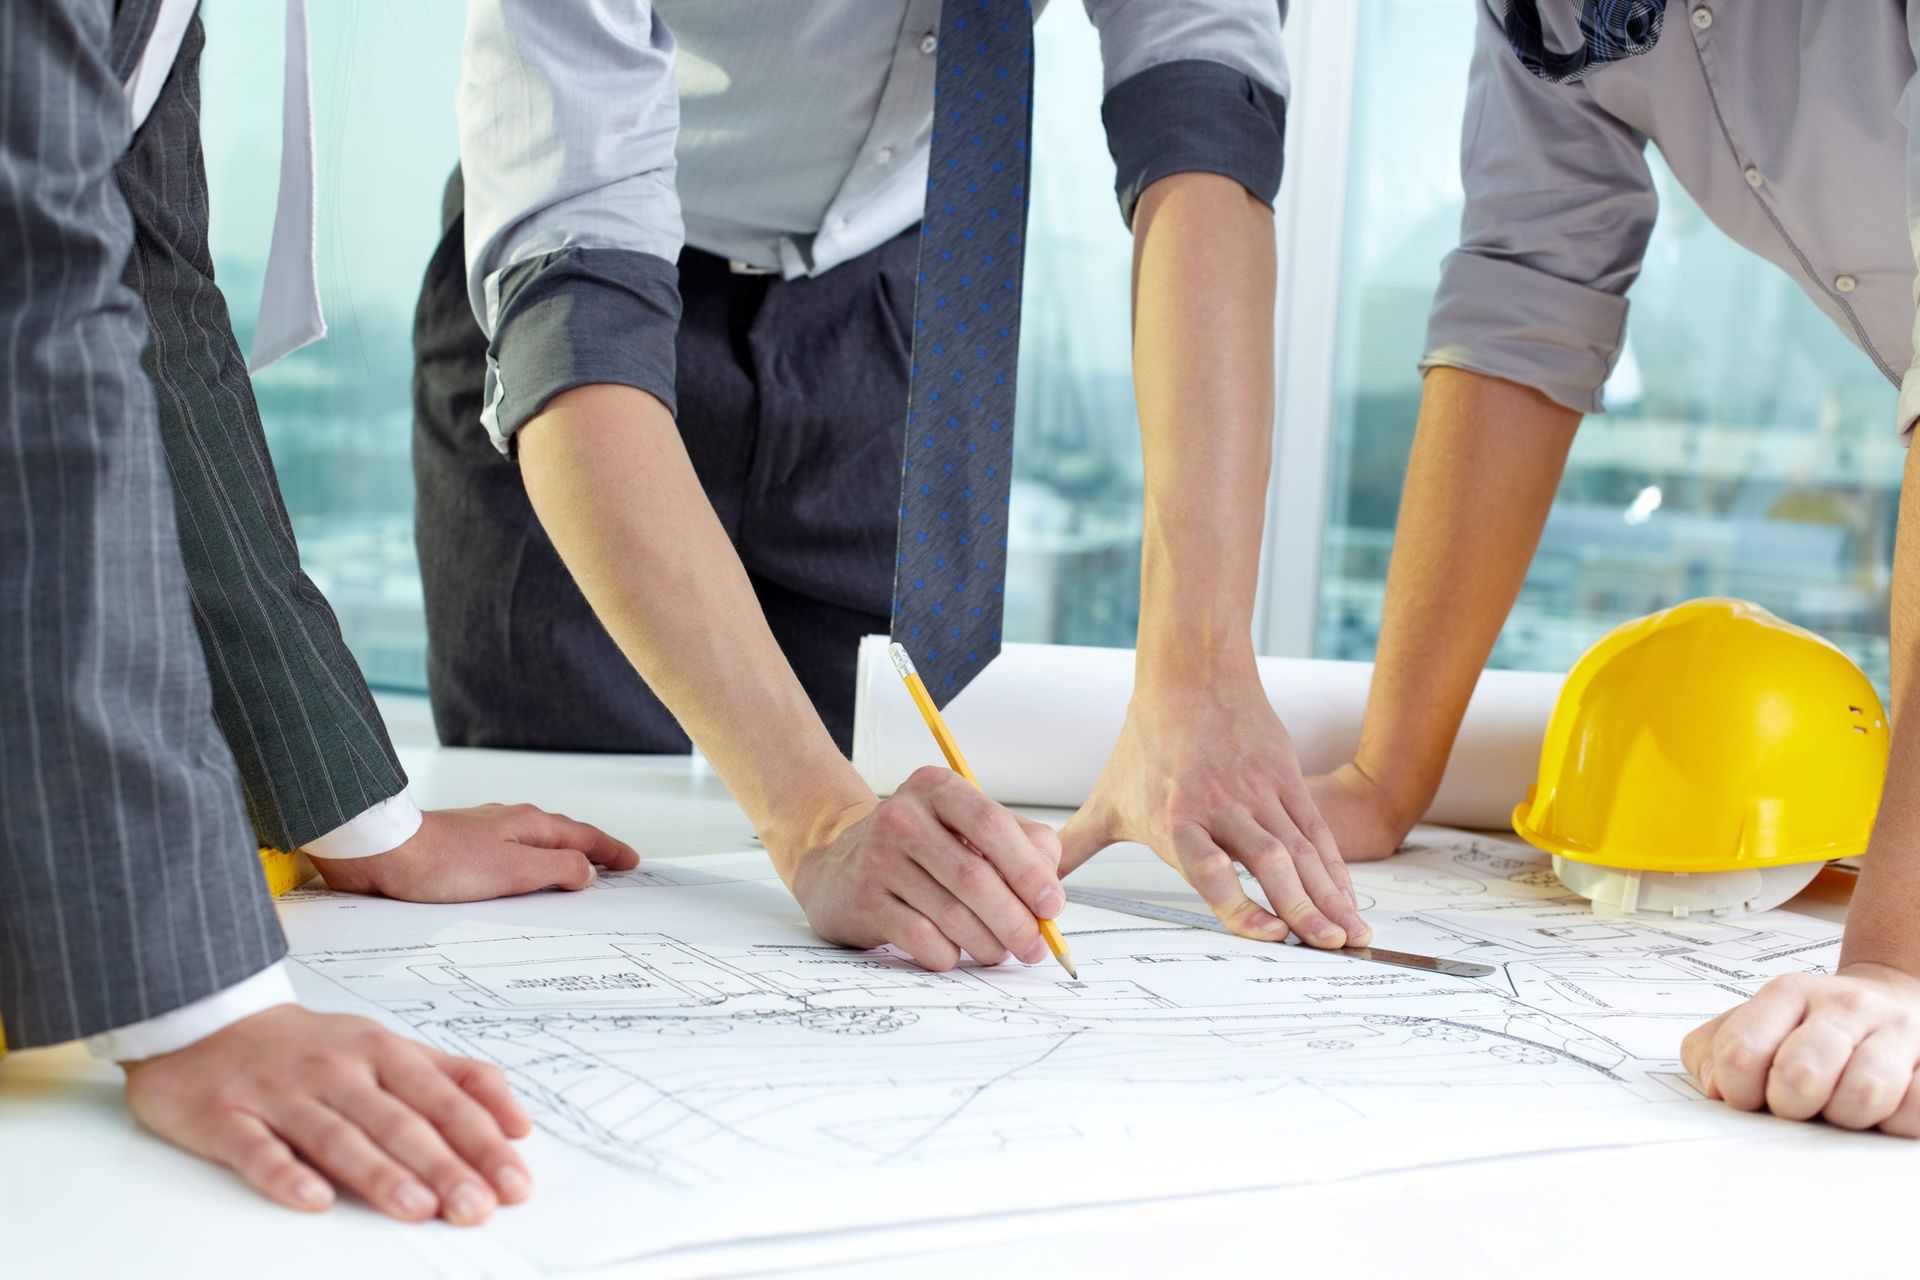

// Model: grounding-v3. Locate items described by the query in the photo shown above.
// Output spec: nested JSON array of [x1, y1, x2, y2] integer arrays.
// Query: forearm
[[1349, 368, 1580, 820], [1129, 173, 1275, 689], [1840, 442, 1920, 972], [517, 385, 870, 877]]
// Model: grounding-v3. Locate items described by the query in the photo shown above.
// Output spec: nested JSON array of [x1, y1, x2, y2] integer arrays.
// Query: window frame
[[1255, 2, 1363, 658]]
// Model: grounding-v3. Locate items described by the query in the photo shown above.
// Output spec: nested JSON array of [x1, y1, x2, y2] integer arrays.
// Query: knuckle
[[1831, 1077, 1895, 1124], [906, 765, 947, 793], [870, 802, 915, 841], [1716, 1034, 1770, 1073], [952, 858, 996, 900], [312, 1120, 360, 1167], [1773, 1056, 1822, 1095]]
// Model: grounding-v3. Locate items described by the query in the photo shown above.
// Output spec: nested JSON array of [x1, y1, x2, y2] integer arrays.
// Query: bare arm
[[519, 389, 865, 860], [516, 387, 1063, 970], [1680, 439, 1920, 1136], [1310, 366, 1580, 858], [1061, 173, 1371, 947]]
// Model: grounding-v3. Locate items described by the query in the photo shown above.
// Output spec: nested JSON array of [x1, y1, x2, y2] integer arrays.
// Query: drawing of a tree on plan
[[278, 829, 1843, 1273]]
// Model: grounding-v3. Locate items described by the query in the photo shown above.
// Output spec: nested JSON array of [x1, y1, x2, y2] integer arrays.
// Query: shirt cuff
[[1897, 358, 1920, 441], [479, 246, 683, 453], [300, 789, 423, 860], [1100, 59, 1287, 230], [85, 962, 298, 1063], [1420, 249, 1631, 415]]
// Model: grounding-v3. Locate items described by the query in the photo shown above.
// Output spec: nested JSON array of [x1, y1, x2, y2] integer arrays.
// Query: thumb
[[503, 844, 599, 894], [1057, 806, 1113, 876]]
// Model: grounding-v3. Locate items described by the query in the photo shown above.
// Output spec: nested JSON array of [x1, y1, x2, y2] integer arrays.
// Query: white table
[[2, 746, 1908, 1279]]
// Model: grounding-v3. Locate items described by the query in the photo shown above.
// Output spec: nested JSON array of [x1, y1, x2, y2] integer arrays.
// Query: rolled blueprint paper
[[852, 636, 1565, 829]]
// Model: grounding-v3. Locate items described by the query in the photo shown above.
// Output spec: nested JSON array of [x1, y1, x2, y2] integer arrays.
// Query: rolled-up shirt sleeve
[[1082, 1, 1290, 228], [1419, 0, 1658, 415], [459, 0, 686, 452]]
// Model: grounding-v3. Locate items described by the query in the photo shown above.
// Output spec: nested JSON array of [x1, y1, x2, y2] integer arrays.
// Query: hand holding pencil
[[784, 654, 1068, 972], [889, 643, 1077, 978]]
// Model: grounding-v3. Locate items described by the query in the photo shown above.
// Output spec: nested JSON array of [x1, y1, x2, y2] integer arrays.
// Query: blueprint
[[278, 827, 1843, 1274]]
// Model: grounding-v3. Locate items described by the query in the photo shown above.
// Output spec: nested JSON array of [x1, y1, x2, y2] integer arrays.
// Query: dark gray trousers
[[413, 173, 914, 754], [0, 4, 403, 1047]]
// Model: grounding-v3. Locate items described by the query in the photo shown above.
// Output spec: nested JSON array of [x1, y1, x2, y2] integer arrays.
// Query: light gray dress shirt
[[1423, 0, 1920, 435], [458, 0, 1290, 452]]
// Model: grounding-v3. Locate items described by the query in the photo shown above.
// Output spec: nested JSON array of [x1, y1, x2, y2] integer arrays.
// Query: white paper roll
[[852, 637, 1564, 830]]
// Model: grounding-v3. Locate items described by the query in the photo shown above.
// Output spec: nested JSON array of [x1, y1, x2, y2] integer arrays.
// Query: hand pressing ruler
[[1064, 887, 1497, 978]]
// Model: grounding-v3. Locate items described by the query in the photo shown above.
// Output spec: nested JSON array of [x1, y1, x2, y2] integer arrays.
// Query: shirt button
[[919, 32, 938, 56], [874, 146, 895, 166], [1691, 6, 1713, 29], [1743, 165, 1764, 188], [1835, 274, 1858, 293]]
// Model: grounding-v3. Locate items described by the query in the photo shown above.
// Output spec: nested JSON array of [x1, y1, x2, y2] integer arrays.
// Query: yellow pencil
[[889, 642, 1078, 979]]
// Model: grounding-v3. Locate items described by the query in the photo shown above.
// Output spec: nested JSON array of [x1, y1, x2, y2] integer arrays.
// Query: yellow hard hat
[[1513, 599, 1887, 881]]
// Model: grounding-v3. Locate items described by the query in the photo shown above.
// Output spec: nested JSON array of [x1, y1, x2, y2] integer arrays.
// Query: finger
[[1221, 811, 1345, 948], [919, 771, 1064, 918], [893, 857, 1019, 965], [424, 1047, 533, 1139], [1824, 1031, 1918, 1131], [1171, 823, 1288, 942], [1272, 769, 1356, 909], [1710, 980, 1810, 1111], [515, 810, 641, 870], [913, 830, 1044, 961], [497, 844, 599, 895], [378, 1045, 530, 1211], [270, 1096, 442, 1223], [1250, 803, 1367, 944], [1057, 807, 1113, 877], [1876, 1069, 1920, 1139], [1767, 1017, 1869, 1122], [1680, 1010, 1730, 1095], [880, 894, 963, 971], [202, 1110, 336, 1213], [1018, 817, 1064, 873]]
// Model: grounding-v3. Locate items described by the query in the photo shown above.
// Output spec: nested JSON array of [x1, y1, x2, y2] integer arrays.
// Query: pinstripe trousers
[[0, 3, 405, 1049]]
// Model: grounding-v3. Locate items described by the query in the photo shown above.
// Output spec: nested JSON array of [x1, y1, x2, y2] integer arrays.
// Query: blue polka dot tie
[[890, 0, 1034, 707]]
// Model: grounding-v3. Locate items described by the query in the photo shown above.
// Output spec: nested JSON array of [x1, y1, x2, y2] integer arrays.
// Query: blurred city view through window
[[1318, 2, 1900, 695], [203, 6, 1889, 702], [201, 3, 1149, 696], [201, 3, 457, 690]]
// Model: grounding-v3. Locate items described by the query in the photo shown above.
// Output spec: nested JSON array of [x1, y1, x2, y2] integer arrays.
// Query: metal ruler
[[1065, 887, 1497, 978]]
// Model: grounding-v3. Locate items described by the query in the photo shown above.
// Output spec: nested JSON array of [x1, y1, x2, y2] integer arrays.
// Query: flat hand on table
[[1060, 680, 1371, 948], [1681, 962, 1920, 1135], [789, 766, 1064, 971], [316, 804, 639, 901], [124, 1005, 532, 1224]]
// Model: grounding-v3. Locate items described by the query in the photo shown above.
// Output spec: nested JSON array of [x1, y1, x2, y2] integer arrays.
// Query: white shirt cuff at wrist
[[302, 790, 424, 860], [85, 961, 299, 1062]]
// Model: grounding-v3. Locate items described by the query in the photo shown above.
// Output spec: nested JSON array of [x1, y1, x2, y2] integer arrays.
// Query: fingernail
[[448, 1184, 493, 1226], [1021, 942, 1048, 965], [495, 1166, 532, 1204], [296, 1176, 334, 1211], [1311, 921, 1344, 947], [395, 1182, 436, 1217], [1035, 887, 1064, 916], [1343, 916, 1372, 945]]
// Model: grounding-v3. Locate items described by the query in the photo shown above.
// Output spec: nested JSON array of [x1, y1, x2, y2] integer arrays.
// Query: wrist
[[1133, 620, 1260, 694], [755, 768, 876, 887], [1343, 755, 1438, 833]]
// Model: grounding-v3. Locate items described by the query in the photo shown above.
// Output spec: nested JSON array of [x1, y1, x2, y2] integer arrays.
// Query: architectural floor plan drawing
[[280, 827, 1843, 1272]]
